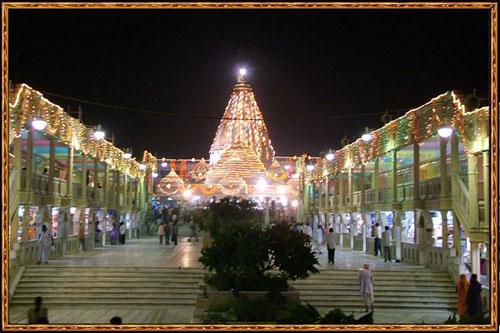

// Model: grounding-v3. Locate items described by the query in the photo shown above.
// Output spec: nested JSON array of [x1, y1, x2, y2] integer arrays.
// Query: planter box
[[204, 284, 300, 309]]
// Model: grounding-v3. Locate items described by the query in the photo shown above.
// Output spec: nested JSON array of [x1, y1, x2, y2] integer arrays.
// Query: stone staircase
[[11, 266, 205, 307], [290, 268, 457, 314]]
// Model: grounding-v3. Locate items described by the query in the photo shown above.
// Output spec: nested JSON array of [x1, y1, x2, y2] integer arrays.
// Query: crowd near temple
[[6, 70, 491, 325]]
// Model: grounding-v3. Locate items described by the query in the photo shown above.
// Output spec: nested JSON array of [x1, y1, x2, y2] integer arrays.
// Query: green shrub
[[319, 308, 373, 324], [198, 198, 318, 292], [276, 302, 321, 324]]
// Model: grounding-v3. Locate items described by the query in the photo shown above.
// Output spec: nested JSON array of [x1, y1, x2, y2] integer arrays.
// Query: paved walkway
[[9, 232, 455, 325]]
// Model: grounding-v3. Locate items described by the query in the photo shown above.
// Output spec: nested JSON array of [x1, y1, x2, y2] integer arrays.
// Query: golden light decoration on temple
[[190, 158, 209, 181], [157, 169, 185, 195]]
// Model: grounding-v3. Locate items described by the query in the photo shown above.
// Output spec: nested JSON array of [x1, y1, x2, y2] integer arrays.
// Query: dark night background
[[9, 9, 490, 159]]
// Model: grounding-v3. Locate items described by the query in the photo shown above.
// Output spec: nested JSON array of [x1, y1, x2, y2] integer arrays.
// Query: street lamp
[[123, 148, 132, 160], [437, 126, 453, 138], [325, 150, 335, 161], [183, 189, 193, 200], [161, 158, 168, 168], [93, 125, 105, 140], [361, 127, 372, 142], [291, 200, 299, 208], [31, 117, 47, 131]]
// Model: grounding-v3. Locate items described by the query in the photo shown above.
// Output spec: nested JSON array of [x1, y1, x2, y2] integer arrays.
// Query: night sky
[[9, 9, 490, 159]]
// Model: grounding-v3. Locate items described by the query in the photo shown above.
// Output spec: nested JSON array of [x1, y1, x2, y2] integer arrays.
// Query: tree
[[198, 198, 318, 291]]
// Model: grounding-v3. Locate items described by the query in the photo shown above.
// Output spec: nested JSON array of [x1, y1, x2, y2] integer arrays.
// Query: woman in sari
[[456, 274, 469, 318]]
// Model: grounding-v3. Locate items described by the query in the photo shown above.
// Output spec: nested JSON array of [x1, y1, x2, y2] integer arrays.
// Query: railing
[[20, 235, 88, 264], [419, 178, 442, 200], [378, 188, 390, 203], [451, 173, 470, 230], [352, 191, 361, 206], [401, 242, 419, 264], [364, 189, 373, 204]]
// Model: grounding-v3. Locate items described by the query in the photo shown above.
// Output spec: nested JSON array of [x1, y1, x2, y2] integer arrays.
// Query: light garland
[[9, 84, 143, 178]]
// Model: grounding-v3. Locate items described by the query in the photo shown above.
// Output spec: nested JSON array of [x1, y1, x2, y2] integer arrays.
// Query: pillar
[[482, 151, 489, 227], [47, 137, 56, 194], [66, 145, 74, 197], [470, 240, 481, 275], [338, 173, 345, 209], [115, 170, 121, 209], [394, 211, 402, 262], [373, 157, 380, 203], [103, 163, 109, 207], [441, 210, 449, 252], [349, 213, 354, 249], [324, 175, 330, 212], [81, 154, 87, 200], [348, 167, 353, 207], [439, 136, 448, 198], [22, 206, 31, 242], [10, 136, 23, 254], [453, 212, 462, 258], [392, 149, 398, 203], [338, 214, 344, 248], [93, 158, 99, 200], [25, 128, 34, 192], [413, 143, 420, 201], [467, 154, 479, 226]]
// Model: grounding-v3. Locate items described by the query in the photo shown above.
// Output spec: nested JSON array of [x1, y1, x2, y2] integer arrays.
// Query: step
[[22, 272, 206, 278], [291, 284, 455, 291], [24, 266, 205, 272], [315, 270, 448, 275], [305, 301, 455, 309], [13, 293, 198, 300], [14, 287, 200, 294], [299, 295, 455, 303], [298, 290, 455, 297], [290, 281, 453, 287], [20, 277, 202, 283], [299, 276, 452, 282], [17, 282, 202, 289], [12, 298, 196, 306]]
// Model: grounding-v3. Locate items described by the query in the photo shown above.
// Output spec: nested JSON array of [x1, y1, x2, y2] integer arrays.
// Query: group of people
[[373, 222, 393, 262], [110, 222, 127, 245], [157, 221, 179, 246], [456, 273, 483, 319], [292, 221, 337, 264]]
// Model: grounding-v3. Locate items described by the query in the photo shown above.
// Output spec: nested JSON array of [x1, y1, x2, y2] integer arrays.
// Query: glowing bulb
[[192, 195, 201, 202], [284, 165, 291, 170], [325, 152, 334, 161], [257, 178, 268, 188], [183, 189, 193, 200], [139, 164, 146, 171], [437, 126, 453, 138], [152, 172, 158, 178], [123, 152, 132, 159], [161, 161, 168, 168], [291, 200, 299, 208], [292, 173, 299, 179], [31, 118, 47, 131], [306, 164, 315, 172], [361, 133, 372, 142], [239, 68, 247, 76], [93, 125, 105, 140]]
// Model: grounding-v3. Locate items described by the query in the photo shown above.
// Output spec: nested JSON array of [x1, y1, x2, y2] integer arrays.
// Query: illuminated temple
[[151, 73, 301, 206]]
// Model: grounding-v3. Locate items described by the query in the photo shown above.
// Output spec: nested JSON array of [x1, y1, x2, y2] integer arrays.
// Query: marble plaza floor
[[8, 229, 455, 325]]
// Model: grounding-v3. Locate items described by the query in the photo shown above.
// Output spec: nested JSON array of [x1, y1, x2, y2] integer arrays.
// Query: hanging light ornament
[[157, 169, 185, 196]]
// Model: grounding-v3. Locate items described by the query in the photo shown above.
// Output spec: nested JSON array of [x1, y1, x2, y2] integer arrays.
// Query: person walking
[[373, 223, 382, 256], [314, 223, 324, 254], [382, 226, 392, 262], [110, 222, 119, 245], [188, 219, 199, 242], [359, 264, 374, 312], [37, 225, 52, 265], [326, 227, 336, 264], [157, 222, 165, 245], [95, 221, 102, 245], [171, 222, 179, 246], [119, 222, 127, 245], [164, 222, 171, 246], [78, 222, 86, 252], [466, 273, 482, 317], [456, 274, 469, 319], [28, 296, 48, 324]]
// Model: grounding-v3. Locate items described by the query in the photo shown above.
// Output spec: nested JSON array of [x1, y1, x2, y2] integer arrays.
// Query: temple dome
[[205, 141, 266, 186]]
